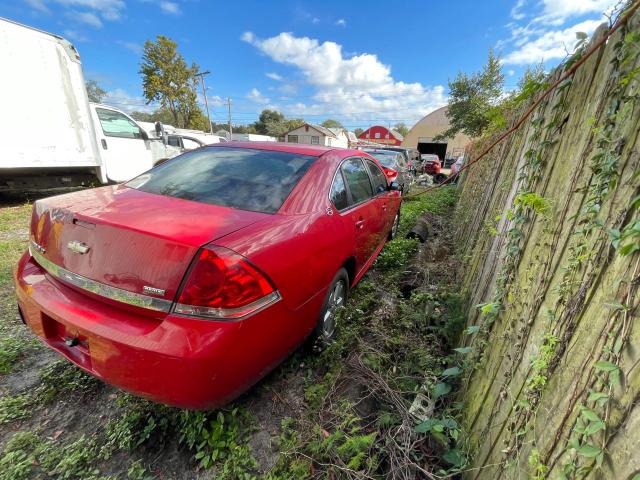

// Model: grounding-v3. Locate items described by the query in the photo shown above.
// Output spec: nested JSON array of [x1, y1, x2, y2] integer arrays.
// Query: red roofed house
[[357, 125, 403, 146]]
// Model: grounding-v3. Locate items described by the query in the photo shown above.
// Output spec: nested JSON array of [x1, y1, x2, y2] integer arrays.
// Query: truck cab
[[90, 104, 181, 182]]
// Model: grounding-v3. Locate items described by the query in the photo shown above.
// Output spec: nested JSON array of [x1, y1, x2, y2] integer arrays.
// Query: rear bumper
[[15, 251, 323, 409]]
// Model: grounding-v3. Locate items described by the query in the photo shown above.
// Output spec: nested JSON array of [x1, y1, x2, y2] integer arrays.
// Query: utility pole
[[227, 98, 233, 139], [195, 70, 212, 133]]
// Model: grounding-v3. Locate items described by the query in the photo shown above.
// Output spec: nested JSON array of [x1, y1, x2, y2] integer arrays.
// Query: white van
[[0, 17, 180, 192]]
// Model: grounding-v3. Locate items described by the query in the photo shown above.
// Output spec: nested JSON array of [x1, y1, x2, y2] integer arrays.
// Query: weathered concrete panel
[[456, 11, 640, 479]]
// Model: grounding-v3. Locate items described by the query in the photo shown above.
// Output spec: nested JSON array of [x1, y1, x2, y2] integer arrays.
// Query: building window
[[375, 132, 381, 139], [288, 135, 298, 143], [311, 136, 319, 144]]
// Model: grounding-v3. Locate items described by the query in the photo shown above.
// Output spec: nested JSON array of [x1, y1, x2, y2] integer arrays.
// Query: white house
[[285, 123, 349, 148]]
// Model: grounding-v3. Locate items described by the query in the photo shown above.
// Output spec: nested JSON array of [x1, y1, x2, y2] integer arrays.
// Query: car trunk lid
[[30, 185, 269, 312]]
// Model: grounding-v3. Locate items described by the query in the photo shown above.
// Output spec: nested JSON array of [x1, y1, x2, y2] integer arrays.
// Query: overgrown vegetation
[[0, 187, 468, 478], [263, 186, 470, 478], [452, 4, 640, 477]]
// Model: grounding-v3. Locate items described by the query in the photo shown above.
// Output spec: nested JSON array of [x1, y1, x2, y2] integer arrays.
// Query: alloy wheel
[[322, 279, 346, 339]]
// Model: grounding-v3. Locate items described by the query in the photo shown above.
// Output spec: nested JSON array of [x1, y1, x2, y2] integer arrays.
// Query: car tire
[[435, 173, 447, 184], [388, 211, 400, 240], [311, 268, 349, 350]]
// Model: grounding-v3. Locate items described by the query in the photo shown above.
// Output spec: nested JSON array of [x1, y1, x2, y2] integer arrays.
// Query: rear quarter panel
[[216, 211, 352, 312]]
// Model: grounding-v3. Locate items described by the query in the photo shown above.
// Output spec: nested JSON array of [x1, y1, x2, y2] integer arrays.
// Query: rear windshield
[[367, 152, 396, 168], [126, 147, 317, 213]]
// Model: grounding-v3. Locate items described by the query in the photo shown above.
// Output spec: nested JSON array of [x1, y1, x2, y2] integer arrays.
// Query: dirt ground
[[0, 186, 462, 479]]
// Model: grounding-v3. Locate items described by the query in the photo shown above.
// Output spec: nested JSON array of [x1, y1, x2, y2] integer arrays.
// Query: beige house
[[402, 106, 471, 159], [285, 124, 349, 148]]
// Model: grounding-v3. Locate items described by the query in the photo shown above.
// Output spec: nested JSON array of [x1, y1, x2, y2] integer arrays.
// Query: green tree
[[437, 49, 504, 140], [285, 117, 305, 132], [253, 109, 285, 135], [139, 35, 204, 129], [354, 127, 364, 137], [393, 122, 409, 137], [321, 119, 343, 129], [85, 80, 107, 103], [252, 109, 303, 137]]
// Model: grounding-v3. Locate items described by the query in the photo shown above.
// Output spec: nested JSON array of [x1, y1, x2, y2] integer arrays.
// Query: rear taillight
[[174, 246, 280, 320], [383, 168, 398, 178]]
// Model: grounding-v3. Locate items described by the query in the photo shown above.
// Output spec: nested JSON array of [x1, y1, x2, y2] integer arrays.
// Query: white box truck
[[0, 17, 181, 192]]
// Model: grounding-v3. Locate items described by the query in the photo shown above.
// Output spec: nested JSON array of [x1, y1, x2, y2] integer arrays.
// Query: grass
[[0, 203, 35, 375], [263, 185, 469, 478]]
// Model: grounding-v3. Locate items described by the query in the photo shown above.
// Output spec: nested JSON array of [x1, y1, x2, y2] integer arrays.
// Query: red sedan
[[15, 143, 401, 409]]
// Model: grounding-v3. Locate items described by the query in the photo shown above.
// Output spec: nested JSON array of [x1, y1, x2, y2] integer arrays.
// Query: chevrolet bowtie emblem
[[67, 240, 90, 255]]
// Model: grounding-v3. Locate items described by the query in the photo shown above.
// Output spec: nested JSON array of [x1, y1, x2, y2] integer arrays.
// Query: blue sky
[[0, 0, 619, 129]]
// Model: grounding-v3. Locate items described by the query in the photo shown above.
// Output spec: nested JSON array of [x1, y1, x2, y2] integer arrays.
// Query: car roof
[[364, 148, 397, 154], [206, 141, 337, 156]]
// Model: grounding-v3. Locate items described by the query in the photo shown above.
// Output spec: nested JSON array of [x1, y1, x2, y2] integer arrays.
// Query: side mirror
[[388, 181, 401, 191], [154, 121, 168, 146], [140, 129, 149, 141]]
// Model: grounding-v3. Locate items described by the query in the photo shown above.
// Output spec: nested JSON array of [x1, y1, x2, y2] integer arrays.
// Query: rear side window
[[330, 171, 348, 210], [126, 147, 317, 214], [365, 160, 387, 195], [342, 158, 373, 205]]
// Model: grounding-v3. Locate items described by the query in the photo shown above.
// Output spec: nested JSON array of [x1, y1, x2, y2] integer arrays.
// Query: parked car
[[364, 149, 413, 194], [375, 146, 420, 173], [406, 148, 422, 173], [15, 142, 402, 409], [450, 157, 464, 175], [419, 154, 447, 183], [449, 156, 465, 183]]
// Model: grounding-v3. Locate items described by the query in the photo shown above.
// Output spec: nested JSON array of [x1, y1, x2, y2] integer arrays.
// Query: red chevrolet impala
[[14, 142, 401, 408]]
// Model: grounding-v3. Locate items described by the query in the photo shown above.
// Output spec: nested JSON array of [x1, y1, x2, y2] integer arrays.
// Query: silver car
[[364, 149, 413, 195]]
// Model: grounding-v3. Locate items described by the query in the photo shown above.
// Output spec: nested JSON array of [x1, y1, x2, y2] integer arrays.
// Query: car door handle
[[355, 218, 365, 229], [101, 139, 108, 150]]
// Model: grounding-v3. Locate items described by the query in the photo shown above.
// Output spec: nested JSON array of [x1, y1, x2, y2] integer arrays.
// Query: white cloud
[[247, 88, 270, 104], [502, 18, 602, 64], [25, 0, 49, 13], [242, 31, 446, 123], [539, 0, 616, 24], [336, 18, 347, 26], [266, 72, 283, 81], [104, 89, 155, 113], [510, 0, 527, 20], [26, 0, 125, 22], [118, 41, 142, 54], [311, 17, 320, 24], [159, 1, 181, 15], [240, 31, 255, 43], [63, 29, 88, 42], [499, 0, 617, 67], [74, 11, 102, 27]]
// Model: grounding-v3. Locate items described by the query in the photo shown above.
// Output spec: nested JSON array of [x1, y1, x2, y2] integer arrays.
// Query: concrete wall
[[454, 12, 640, 479]]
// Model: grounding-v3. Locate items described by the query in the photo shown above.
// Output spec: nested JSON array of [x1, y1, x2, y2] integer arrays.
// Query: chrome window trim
[[29, 241, 173, 313]]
